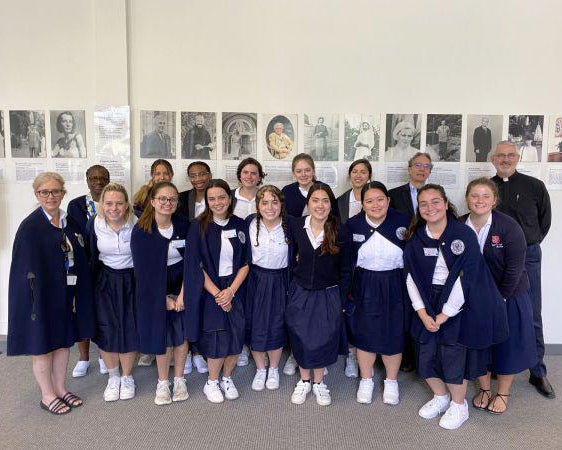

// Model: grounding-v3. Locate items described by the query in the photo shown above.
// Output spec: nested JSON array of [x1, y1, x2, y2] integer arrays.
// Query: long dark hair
[[198, 179, 233, 234], [137, 181, 179, 233], [254, 185, 289, 246], [405, 183, 458, 240], [307, 182, 340, 255]]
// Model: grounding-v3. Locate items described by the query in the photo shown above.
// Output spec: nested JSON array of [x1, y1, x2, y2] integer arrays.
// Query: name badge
[[222, 229, 237, 239], [353, 234, 365, 242], [67, 275, 78, 286], [423, 248, 439, 257], [171, 239, 186, 249]]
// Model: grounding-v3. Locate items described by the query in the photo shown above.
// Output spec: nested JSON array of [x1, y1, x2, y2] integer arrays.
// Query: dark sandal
[[472, 388, 491, 410], [487, 393, 510, 415], [61, 391, 83, 408], [40, 397, 71, 415]]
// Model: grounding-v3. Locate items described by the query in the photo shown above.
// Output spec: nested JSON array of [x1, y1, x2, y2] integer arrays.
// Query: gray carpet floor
[[0, 342, 560, 449]]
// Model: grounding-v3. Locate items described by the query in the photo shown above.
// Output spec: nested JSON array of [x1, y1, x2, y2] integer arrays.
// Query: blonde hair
[[98, 183, 135, 223], [32, 172, 66, 192]]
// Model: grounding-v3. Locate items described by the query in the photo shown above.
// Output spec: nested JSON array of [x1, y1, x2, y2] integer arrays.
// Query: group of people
[[7, 141, 554, 430]]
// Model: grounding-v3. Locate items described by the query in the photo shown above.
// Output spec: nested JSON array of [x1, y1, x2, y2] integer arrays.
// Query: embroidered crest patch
[[450, 239, 465, 255]]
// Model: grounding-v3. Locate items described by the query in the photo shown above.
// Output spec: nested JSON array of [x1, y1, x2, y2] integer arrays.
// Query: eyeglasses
[[36, 189, 64, 198], [418, 199, 445, 210], [495, 153, 519, 160], [188, 172, 210, 180], [87, 176, 109, 182], [412, 163, 432, 170], [155, 196, 178, 205]]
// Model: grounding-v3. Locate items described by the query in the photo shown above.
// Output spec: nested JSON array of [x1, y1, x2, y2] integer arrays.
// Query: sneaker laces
[[108, 376, 120, 390], [122, 377, 135, 390], [294, 381, 309, 394], [156, 381, 169, 396], [315, 383, 330, 397]]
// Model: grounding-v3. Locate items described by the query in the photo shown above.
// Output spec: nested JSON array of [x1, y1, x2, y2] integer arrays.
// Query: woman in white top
[[232, 157, 265, 220], [519, 135, 539, 162], [89, 183, 138, 401]]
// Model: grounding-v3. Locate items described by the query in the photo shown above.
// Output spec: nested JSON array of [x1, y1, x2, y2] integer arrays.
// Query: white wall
[[1, 0, 561, 344]]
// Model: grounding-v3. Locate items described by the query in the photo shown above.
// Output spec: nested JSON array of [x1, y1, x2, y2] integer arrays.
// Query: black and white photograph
[[9, 110, 46, 158], [465, 115, 503, 163], [547, 116, 562, 162], [139, 110, 175, 159], [508, 115, 544, 162], [0, 111, 5, 157], [181, 111, 217, 160], [344, 114, 380, 161], [426, 114, 462, 162], [222, 112, 257, 160], [304, 114, 339, 161], [263, 113, 297, 160], [49, 110, 87, 158], [385, 114, 422, 162]]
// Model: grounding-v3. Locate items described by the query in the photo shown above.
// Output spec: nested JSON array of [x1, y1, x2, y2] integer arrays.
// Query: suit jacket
[[337, 189, 351, 223], [177, 189, 197, 221], [473, 126, 492, 153], [388, 183, 415, 220], [140, 131, 172, 158]]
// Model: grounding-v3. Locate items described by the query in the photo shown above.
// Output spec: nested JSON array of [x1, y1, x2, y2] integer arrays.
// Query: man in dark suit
[[388, 152, 432, 373], [473, 116, 492, 162], [140, 113, 172, 158], [182, 113, 214, 159]]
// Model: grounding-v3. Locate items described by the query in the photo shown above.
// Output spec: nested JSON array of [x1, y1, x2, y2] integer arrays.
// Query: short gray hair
[[408, 151, 433, 168], [494, 140, 519, 154], [32, 172, 66, 192]]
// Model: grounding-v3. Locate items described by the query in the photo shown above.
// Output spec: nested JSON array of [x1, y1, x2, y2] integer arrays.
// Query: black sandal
[[487, 393, 510, 415], [472, 388, 491, 410], [61, 391, 83, 408], [40, 397, 71, 415]]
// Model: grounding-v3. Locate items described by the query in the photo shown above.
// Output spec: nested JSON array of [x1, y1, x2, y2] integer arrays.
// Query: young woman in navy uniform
[[345, 181, 409, 405], [131, 181, 190, 405], [404, 184, 508, 429], [286, 182, 351, 406], [464, 178, 537, 414], [184, 179, 250, 403], [8, 172, 94, 414], [246, 185, 290, 391]]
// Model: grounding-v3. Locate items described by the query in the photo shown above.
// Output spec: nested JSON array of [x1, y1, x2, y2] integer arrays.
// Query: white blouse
[[249, 218, 288, 269], [303, 215, 324, 250], [215, 217, 234, 277], [356, 217, 403, 271], [233, 188, 256, 219], [465, 214, 492, 254], [158, 225, 183, 266], [348, 190, 362, 219], [94, 215, 136, 269]]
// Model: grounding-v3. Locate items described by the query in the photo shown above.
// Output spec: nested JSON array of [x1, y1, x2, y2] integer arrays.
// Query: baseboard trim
[[546, 344, 562, 355]]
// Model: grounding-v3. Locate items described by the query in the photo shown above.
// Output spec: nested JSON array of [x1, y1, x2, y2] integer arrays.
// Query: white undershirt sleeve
[[441, 277, 465, 317], [406, 274, 426, 311]]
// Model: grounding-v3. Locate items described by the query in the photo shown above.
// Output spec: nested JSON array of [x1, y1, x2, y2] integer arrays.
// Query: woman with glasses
[[133, 159, 174, 217], [8, 172, 94, 415], [131, 181, 190, 405]]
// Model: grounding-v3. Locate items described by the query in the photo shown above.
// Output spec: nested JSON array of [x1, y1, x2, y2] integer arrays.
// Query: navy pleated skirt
[[197, 275, 245, 359], [165, 261, 188, 349], [245, 265, 287, 352], [94, 265, 138, 353], [348, 267, 404, 355], [285, 281, 342, 369], [492, 290, 538, 375], [415, 285, 489, 384]]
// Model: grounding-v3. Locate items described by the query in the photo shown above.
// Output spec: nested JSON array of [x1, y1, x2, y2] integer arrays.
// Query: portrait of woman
[[51, 110, 87, 158], [385, 118, 429, 162]]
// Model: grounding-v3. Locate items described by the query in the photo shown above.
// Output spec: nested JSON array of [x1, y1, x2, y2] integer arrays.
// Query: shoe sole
[[224, 394, 239, 400], [315, 399, 332, 406], [383, 398, 400, 405], [252, 384, 265, 391], [154, 398, 172, 405], [104, 395, 119, 402], [266, 384, 279, 390], [357, 397, 372, 404], [72, 371, 88, 378], [439, 417, 468, 430], [119, 393, 135, 400], [291, 397, 307, 405], [173, 394, 189, 402], [419, 410, 442, 419]]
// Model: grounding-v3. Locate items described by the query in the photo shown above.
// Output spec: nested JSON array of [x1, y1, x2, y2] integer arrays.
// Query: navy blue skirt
[[164, 261, 188, 350], [415, 285, 489, 384], [492, 290, 538, 375], [285, 281, 342, 369], [245, 266, 287, 352], [197, 275, 245, 359], [348, 267, 404, 355], [94, 265, 138, 353]]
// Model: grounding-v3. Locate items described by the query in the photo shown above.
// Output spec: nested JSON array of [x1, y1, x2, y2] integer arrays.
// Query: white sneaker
[[266, 368, 280, 390], [184, 353, 193, 375], [291, 380, 311, 404], [356, 378, 375, 404], [193, 354, 209, 373], [419, 394, 450, 419], [154, 380, 172, 405], [345, 352, 358, 378], [220, 377, 240, 400], [439, 400, 469, 430], [138, 354, 155, 367], [313, 382, 332, 406], [99, 358, 108, 374], [237, 346, 249, 367], [204, 380, 224, 403], [72, 360, 90, 378], [252, 369, 267, 391], [119, 376, 136, 400], [383, 379, 399, 405], [172, 377, 189, 402], [283, 354, 298, 375], [103, 376, 120, 402]]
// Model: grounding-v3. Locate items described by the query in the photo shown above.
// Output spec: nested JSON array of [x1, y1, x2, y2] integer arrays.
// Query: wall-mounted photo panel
[[10, 110, 46, 158], [547, 115, 562, 162], [0, 111, 5, 157], [344, 114, 380, 161], [508, 114, 544, 162], [263, 113, 297, 160], [426, 114, 462, 162], [465, 114, 503, 163], [139, 110, 175, 159], [50, 110, 87, 158], [303, 113, 339, 161], [181, 111, 217, 160], [384, 113, 422, 162], [222, 112, 257, 160]]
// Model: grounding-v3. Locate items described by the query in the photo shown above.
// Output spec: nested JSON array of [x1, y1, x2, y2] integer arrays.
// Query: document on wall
[[0, 160, 4, 181], [53, 159, 89, 184], [94, 106, 131, 188], [14, 160, 47, 183], [316, 165, 338, 189], [262, 163, 294, 188], [428, 164, 459, 189], [546, 165, 562, 190], [466, 164, 495, 182], [516, 163, 541, 179], [386, 163, 409, 187]]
